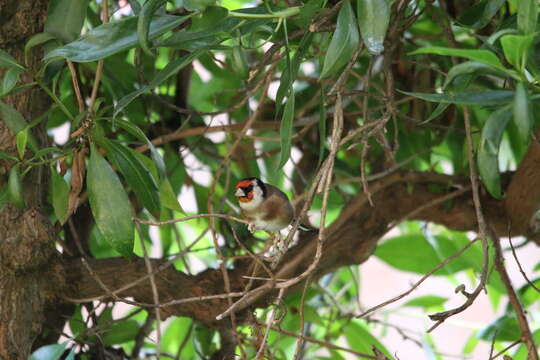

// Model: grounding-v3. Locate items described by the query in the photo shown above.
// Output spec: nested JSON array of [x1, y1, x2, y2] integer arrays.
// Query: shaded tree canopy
[[0, 0, 539, 359]]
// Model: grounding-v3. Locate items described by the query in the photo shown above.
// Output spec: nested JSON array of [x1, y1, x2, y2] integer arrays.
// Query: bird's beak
[[235, 188, 244, 197]]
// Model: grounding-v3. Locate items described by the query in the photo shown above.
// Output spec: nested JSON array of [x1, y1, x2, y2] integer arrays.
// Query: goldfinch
[[234, 177, 294, 233]]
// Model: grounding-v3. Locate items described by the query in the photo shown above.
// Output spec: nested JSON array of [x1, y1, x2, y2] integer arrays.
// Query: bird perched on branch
[[234, 177, 294, 233]]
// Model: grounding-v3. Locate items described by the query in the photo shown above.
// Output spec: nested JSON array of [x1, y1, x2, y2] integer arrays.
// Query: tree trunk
[[0, 1, 57, 358]]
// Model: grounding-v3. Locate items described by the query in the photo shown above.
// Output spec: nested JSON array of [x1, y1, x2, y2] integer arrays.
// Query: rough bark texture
[[0, 1, 56, 359]]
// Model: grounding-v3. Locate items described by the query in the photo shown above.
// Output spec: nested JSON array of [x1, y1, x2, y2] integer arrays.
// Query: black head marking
[[240, 177, 267, 198]]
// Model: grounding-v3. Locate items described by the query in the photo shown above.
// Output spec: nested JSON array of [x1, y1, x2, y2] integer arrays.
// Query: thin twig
[[256, 322, 377, 359], [137, 224, 161, 359], [356, 237, 479, 318], [488, 226, 539, 360], [133, 213, 249, 226], [507, 224, 540, 293], [293, 275, 312, 360], [88, 0, 108, 113], [427, 107, 490, 332], [66, 60, 84, 113], [254, 288, 285, 359]]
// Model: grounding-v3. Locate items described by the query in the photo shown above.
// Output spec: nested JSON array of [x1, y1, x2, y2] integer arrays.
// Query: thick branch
[[64, 171, 513, 325]]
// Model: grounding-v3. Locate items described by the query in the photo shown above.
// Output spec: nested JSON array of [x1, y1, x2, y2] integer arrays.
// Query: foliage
[[1, 0, 539, 358]]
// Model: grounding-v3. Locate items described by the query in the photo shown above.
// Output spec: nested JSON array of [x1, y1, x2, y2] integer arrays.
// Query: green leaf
[[137, 0, 167, 56], [87, 144, 134, 257], [1, 67, 22, 96], [29, 343, 68, 360], [16, 128, 28, 159], [456, 0, 505, 29], [0, 151, 18, 161], [478, 314, 520, 342], [0, 49, 24, 70], [344, 321, 393, 359], [111, 119, 166, 177], [518, 0, 538, 35], [276, 32, 313, 110], [25, 33, 57, 61], [51, 169, 70, 224], [0, 100, 27, 133], [185, 0, 216, 12], [102, 320, 140, 345], [500, 34, 535, 71], [101, 139, 161, 217], [444, 61, 518, 88], [320, 1, 359, 78], [477, 106, 512, 199], [44, 0, 90, 43], [45, 14, 189, 62], [159, 178, 184, 213], [462, 332, 480, 354], [398, 89, 515, 105], [357, 0, 390, 55], [8, 165, 25, 209], [410, 47, 508, 72], [513, 82, 533, 143], [375, 234, 473, 275], [231, 45, 249, 79], [114, 50, 202, 116], [403, 295, 448, 309], [277, 92, 295, 170]]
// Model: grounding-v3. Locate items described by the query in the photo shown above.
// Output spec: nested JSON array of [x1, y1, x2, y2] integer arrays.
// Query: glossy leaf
[[0, 49, 24, 70], [44, 0, 90, 43], [29, 343, 68, 360], [137, 0, 167, 56], [114, 50, 201, 116], [357, 0, 390, 55], [101, 139, 161, 217], [513, 82, 533, 143], [399, 89, 514, 105], [16, 128, 28, 159], [1, 67, 22, 96], [410, 47, 508, 72], [477, 106, 512, 199], [45, 15, 188, 62], [277, 92, 295, 170], [87, 144, 134, 257], [500, 34, 535, 71], [320, 2, 359, 78], [51, 169, 70, 224], [8, 165, 25, 209], [518, 0, 538, 35]]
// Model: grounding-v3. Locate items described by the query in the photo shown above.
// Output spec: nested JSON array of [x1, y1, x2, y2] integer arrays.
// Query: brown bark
[[0, 1, 57, 359]]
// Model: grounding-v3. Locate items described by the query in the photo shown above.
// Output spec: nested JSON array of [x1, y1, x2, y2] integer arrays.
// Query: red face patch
[[236, 180, 253, 189]]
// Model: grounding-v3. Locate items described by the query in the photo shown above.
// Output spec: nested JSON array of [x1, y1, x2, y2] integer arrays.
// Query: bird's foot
[[247, 222, 256, 233]]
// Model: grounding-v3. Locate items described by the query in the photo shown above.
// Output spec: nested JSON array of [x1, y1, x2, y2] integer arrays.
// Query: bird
[[234, 177, 294, 233]]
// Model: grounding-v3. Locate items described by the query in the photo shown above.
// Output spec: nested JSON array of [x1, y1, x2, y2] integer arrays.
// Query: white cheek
[[239, 196, 263, 211]]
